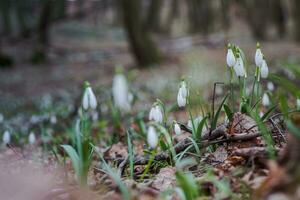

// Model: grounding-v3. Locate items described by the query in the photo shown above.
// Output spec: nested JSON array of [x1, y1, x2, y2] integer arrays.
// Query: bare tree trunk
[[145, 0, 163, 32], [271, 0, 286, 39], [187, 0, 214, 35], [0, 0, 12, 35], [291, 0, 300, 41], [242, 0, 271, 40], [121, 0, 162, 67]]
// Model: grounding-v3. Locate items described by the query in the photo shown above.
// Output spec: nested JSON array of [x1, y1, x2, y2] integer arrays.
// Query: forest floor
[[0, 20, 300, 200]]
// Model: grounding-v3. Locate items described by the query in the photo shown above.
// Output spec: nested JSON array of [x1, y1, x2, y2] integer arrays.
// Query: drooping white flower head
[[187, 116, 206, 131], [297, 98, 300, 109], [259, 111, 264, 118], [3, 130, 10, 144], [50, 115, 57, 124], [262, 93, 270, 107], [82, 82, 97, 110], [174, 123, 181, 135], [0, 113, 4, 124], [226, 45, 236, 67], [177, 80, 188, 107], [233, 55, 245, 77], [260, 59, 269, 79], [147, 126, 158, 148], [112, 71, 131, 111], [149, 103, 163, 123], [267, 82, 274, 91], [255, 43, 264, 67], [29, 132, 36, 145]]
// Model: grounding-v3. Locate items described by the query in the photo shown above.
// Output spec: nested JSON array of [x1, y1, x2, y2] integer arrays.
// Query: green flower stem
[[229, 67, 235, 111], [140, 149, 156, 181]]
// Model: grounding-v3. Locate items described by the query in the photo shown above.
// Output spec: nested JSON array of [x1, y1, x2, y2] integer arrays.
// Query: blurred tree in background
[[1, 0, 300, 68]]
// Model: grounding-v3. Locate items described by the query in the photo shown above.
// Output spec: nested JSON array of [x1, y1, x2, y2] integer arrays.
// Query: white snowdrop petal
[[82, 90, 89, 110], [260, 60, 269, 78], [267, 82, 274, 91], [3, 131, 10, 144], [297, 99, 300, 108], [226, 49, 236, 67], [255, 48, 263, 67], [234, 57, 245, 77], [29, 132, 36, 145], [112, 74, 131, 111], [149, 107, 155, 121], [155, 106, 163, 123], [262, 93, 270, 107], [177, 92, 186, 107], [147, 126, 158, 148], [174, 123, 181, 135], [87, 87, 97, 109]]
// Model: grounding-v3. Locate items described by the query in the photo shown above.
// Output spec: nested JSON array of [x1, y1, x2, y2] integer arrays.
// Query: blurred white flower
[[255, 47, 263, 67], [91, 111, 99, 121], [267, 82, 274, 91], [112, 73, 131, 111], [297, 98, 300, 108], [177, 81, 188, 107], [233, 56, 245, 77], [29, 132, 36, 145], [3, 130, 10, 144], [50, 115, 57, 124], [260, 59, 269, 78], [259, 111, 264, 118], [226, 48, 236, 67], [174, 123, 181, 135], [82, 82, 97, 110], [187, 116, 206, 131], [262, 93, 270, 107], [149, 104, 163, 123], [0, 113, 3, 123], [147, 126, 158, 148]]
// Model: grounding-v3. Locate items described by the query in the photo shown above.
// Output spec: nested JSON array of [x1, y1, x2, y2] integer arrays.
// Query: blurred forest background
[[1, 0, 300, 114]]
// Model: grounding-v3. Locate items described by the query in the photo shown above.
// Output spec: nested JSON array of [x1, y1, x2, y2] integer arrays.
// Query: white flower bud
[[3, 130, 10, 144], [226, 48, 236, 67], [82, 83, 97, 110], [174, 123, 181, 135], [262, 93, 270, 107], [50, 115, 57, 124], [112, 74, 131, 111], [29, 132, 36, 145], [255, 48, 263, 67], [177, 81, 188, 107], [147, 126, 158, 148], [259, 111, 264, 118], [149, 105, 163, 123], [187, 116, 204, 130], [297, 99, 300, 109], [0, 113, 4, 124], [233, 56, 245, 77], [267, 82, 274, 91], [260, 60, 269, 78]]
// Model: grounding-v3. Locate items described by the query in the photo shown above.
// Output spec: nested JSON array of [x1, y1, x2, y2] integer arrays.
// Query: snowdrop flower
[[177, 80, 188, 107], [187, 116, 206, 131], [82, 82, 97, 110], [3, 130, 10, 144], [259, 111, 264, 118], [112, 72, 131, 111], [149, 104, 163, 123], [50, 115, 57, 124], [174, 122, 181, 135], [0, 113, 3, 123], [260, 59, 269, 78], [147, 126, 158, 148], [226, 46, 236, 67], [262, 93, 270, 107], [28, 132, 36, 145], [255, 44, 264, 67], [267, 82, 274, 91], [297, 98, 300, 108], [233, 56, 245, 77]]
